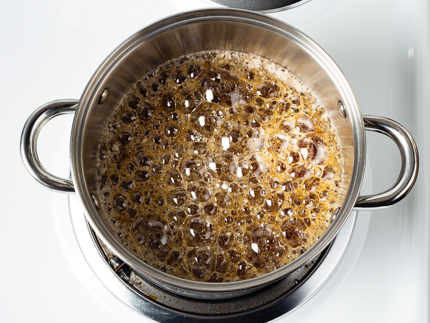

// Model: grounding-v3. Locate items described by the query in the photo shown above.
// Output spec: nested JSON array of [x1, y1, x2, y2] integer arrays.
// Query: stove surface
[[2, 0, 428, 322]]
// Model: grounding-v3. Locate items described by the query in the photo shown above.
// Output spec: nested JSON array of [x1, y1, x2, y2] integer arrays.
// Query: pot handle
[[354, 115, 419, 210], [20, 99, 78, 194]]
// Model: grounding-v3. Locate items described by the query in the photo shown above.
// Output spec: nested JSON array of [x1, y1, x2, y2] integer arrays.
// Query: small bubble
[[134, 170, 150, 182], [118, 132, 133, 145], [120, 111, 137, 124], [165, 124, 179, 137], [128, 96, 140, 109]]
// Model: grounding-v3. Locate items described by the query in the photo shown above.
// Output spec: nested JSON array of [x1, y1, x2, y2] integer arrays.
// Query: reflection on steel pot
[[20, 9, 418, 300]]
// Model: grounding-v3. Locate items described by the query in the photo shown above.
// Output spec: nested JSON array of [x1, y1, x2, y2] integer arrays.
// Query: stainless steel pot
[[20, 9, 418, 300]]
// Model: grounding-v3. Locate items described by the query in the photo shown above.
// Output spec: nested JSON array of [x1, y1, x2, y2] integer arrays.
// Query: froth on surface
[[96, 50, 344, 282]]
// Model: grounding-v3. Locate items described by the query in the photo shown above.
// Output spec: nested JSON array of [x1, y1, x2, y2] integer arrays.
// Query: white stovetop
[[1, 0, 428, 322]]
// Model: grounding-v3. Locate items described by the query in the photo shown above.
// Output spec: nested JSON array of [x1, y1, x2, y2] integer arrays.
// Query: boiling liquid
[[96, 50, 343, 282]]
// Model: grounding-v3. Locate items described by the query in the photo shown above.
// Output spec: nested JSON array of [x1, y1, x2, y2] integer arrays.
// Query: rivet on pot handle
[[20, 100, 78, 193], [354, 115, 419, 210]]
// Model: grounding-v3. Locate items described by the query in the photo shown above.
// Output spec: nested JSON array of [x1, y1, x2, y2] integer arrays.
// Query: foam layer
[[96, 50, 343, 282]]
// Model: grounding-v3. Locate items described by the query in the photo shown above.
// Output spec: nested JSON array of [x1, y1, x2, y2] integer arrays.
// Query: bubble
[[276, 160, 287, 173], [134, 144, 144, 152], [263, 191, 285, 212], [192, 264, 206, 279], [139, 87, 147, 97], [203, 203, 217, 215], [133, 152, 153, 167], [304, 177, 320, 192], [290, 165, 311, 179], [166, 169, 184, 186], [291, 96, 300, 105], [322, 166, 334, 180], [186, 203, 201, 215], [120, 111, 137, 124], [120, 180, 134, 192], [278, 102, 291, 114], [280, 208, 293, 218], [176, 87, 202, 114], [236, 260, 247, 279], [128, 208, 137, 218], [126, 163, 135, 173], [245, 130, 265, 152], [297, 136, 326, 165], [214, 191, 231, 208], [247, 71, 255, 80], [206, 152, 238, 182], [132, 191, 144, 204], [128, 96, 140, 109], [134, 170, 150, 182], [168, 189, 187, 206], [198, 70, 220, 89], [118, 132, 133, 145], [172, 145, 187, 159], [100, 174, 108, 185], [239, 154, 267, 178], [185, 217, 213, 246], [110, 174, 119, 186], [187, 64, 203, 79], [196, 248, 213, 269], [151, 82, 160, 92], [280, 120, 293, 133], [166, 249, 182, 266], [297, 116, 315, 132], [173, 71, 188, 85], [138, 102, 154, 120], [289, 151, 300, 163], [284, 229, 302, 248], [113, 193, 127, 212], [257, 81, 280, 98], [187, 184, 212, 202], [252, 257, 265, 269], [245, 105, 254, 114], [180, 159, 206, 181], [268, 133, 289, 156], [228, 129, 242, 143], [160, 92, 176, 112], [165, 124, 179, 137], [168, 209, 186, 223], [212, 254, 227, 274], [158, 71, 171, 85], [192, 142, 207, 154], [207, 273, 224, 282], [269, 178, 280, 189], [217, 232, 233, 249], [256, 108, 274, 123], [158, 247, 170, 261], [229, 87, 247, 107], [247, 185, 266, 206], [243, 116, 261, 129], [151, 162, 163, 175], [152, 134, 163, 144], [190, 102, 225, 137], [229, 183, 242, 193]]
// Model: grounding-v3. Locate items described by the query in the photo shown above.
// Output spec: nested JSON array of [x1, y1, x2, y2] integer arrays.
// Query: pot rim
[[71, 8, 365, 293]]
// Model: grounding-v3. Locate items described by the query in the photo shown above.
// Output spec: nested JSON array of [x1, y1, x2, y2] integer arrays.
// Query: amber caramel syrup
[[96, 50, 343, 282]]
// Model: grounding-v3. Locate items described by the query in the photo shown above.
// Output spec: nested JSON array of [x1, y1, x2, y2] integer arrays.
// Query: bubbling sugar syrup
[[96, 50, 344, 282]]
